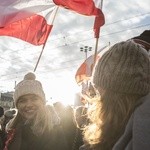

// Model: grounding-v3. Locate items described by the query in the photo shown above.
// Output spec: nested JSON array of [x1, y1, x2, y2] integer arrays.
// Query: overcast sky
[[0, 0, 150, 105]]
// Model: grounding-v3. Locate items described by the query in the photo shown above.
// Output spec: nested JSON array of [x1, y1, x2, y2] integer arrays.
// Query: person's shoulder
[[135, 93, 150, 113], [137, 93, 150, 110]]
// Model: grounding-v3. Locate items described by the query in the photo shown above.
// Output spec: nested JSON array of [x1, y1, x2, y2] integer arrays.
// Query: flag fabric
[[93, 0, 104, 38], [94, 16, 103, 38], [75, 45, 108, 85], [53, 0, 103, 16], [0, 0, 104, 45], [0, 0, 57, 45], [53, 0, 105, 38], [53, 0, 105, 24]]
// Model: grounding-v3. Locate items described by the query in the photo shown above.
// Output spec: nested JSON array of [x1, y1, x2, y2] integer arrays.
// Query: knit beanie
[[13, 72, 45, 106], [93, 40, 150, 95]]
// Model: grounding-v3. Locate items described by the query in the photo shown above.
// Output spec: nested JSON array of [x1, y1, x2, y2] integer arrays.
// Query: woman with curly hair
[[80, 40, 150, 150]]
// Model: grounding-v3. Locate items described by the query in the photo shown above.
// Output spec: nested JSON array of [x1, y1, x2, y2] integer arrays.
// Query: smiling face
[[17, 94, 44, 121]]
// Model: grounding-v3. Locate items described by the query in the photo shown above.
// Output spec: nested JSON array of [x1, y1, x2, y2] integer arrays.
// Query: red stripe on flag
[[53, 0, 105, 38], [53, 0, 100, 16], [53, 0, 104, 19], [0, 14, 53, 45], [94, 16, 103, 38]]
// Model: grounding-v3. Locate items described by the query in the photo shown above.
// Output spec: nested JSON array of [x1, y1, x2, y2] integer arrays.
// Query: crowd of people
[[0, 30, 149, 150]]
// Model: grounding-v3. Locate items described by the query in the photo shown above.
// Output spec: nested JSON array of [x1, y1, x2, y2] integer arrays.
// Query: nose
[[25, 99, 34, 108]]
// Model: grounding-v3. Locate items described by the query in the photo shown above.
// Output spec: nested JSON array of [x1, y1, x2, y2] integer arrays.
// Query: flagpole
[[93, 38, 99, 64], [93, 0, 104, 65], [86, 0, 104, 103], [33, 6, 59, 72]]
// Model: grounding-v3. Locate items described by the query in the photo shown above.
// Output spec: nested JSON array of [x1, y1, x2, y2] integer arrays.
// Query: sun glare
[[42, 75, 81, 106]]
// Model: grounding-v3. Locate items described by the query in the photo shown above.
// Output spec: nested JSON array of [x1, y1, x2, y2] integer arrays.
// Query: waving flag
[[53, 0, 104, 39], [0, 0, 57, 45], [53, 0, 105, 33], [53, 0, 103, 16], [0, 0, 104, 45], [75, 45, 108, 85]]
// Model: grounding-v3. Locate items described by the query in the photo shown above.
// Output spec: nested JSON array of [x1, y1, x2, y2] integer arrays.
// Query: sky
[[0, 0, 150, 105]]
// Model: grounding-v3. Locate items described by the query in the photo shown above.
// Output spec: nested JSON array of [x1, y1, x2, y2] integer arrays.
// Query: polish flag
[[53, 0, 105, 38], [0, 0, 57, 45], [53, 0, 103, 16], [53, 0, 104, 25], [75, 45, 108, 85]]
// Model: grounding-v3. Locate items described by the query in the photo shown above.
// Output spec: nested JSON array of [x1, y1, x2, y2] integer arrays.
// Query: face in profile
[[17, 94, 44, 121]]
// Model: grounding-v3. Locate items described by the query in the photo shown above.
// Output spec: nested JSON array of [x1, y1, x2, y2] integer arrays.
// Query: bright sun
[[42, 75, 81, 106]]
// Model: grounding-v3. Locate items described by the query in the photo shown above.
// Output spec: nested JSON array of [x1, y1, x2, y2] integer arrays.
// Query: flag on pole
[[53, 0, 105, 24], [53, 0, 103, 16], [0, 0, 57, 45], [53, 0, 105, 41], [94, 16, 103, 38], [93, 0, 103, 38], [75, 45, 108, 85]]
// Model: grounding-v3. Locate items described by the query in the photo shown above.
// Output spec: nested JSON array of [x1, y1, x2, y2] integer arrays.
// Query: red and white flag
[[0, 0, 57, 45], [75, 45, 108, 85], [53, 0, 105, 37], [0, 0, 104, 45], [53, 0, 104, 16]]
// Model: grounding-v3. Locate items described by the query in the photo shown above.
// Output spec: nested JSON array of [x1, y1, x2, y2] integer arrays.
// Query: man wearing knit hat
[[80, 40, 150, 150], [3, 72, 69, 150]]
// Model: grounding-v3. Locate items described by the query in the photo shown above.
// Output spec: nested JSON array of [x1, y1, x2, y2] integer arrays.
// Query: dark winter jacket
[[0, 129, 3, 150], [3, 123, 69, 150]]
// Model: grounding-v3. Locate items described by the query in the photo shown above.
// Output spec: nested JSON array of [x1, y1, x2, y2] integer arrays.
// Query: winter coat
[[0, 125, 6, 150], [3, 105, 69, 150], [113, 93, 150, 150], [3, 123, 69, 150], [0, 129, 3, 150]]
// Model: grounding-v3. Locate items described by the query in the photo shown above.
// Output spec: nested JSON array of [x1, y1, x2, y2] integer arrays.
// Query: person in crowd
[[0, 108, 16, 150], [3, 72, 69, 150], [80, 40, 150, 150], [71, 106, 88, 150], [64, 105, 77, 150], [0, 106, 4, 150], [3, 109, 17, 129], [132, 30, 150, 51], [73, 106, 88, 129], [0, 106, 4, 128], [53, 101, 66, 123], [53, 102, 80, 150]]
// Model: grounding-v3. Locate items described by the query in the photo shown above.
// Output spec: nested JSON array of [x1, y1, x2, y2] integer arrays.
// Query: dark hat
[[132, 30, 150, 51], [93, 40, 150, 95]]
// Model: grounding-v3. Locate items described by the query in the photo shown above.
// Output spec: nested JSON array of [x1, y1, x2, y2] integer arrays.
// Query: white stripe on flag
[[93, 0, 102, 9], [0, 0, 57, 45]]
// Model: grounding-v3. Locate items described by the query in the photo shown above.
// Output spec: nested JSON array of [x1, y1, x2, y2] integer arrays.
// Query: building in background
[[0, 92, 14, 110]]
